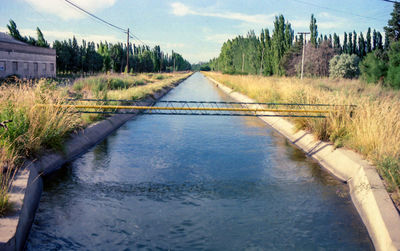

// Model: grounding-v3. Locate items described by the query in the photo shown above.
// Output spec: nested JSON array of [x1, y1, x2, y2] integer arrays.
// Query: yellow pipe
[[35, 104, 330, 114]]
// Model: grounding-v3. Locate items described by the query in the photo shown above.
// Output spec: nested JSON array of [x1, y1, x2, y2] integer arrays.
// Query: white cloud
[[23, 0, 117, 20], [170, 2, 275, 25], [205, 33, 237, 44], [171, 2, 193, 16]]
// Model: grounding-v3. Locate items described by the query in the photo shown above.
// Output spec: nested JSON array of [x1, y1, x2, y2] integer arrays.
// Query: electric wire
[[64, 0, 127, 33], [292, 0, 387, 22]]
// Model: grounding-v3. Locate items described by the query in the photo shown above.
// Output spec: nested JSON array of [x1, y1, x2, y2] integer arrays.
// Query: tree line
[[207, 3, 400, 88], [7, 20, 191, 74]]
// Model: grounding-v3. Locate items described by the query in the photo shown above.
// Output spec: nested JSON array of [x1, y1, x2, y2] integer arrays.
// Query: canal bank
[[0, 73, 192, 251], [26, 73, 372, 250], [205, 74, 400, 251]]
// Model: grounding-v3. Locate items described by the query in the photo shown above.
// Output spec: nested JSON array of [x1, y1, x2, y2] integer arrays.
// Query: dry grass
[[107, 73, 190, 100], [0, 72, 191, 215], [0, 80, 82, 215], [204, 72, 400, 202]]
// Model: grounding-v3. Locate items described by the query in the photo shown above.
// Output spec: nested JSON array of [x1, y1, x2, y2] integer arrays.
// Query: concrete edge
[[206, 75, 400, 251], [0, 73, 192, 251]]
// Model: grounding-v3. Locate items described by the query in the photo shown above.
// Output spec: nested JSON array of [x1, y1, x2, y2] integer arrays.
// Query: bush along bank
[[203, 71, 400, 207], [204, 72, 400, 251], [0, 72, 192, 217], [0, 72, 192, 250]]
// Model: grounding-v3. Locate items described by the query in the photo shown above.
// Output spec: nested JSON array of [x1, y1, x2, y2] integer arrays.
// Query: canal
[[26, 73, 373, 250]]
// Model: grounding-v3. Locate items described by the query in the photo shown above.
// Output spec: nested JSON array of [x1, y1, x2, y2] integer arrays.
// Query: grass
[[0, 72, 191, 216], [203, 71, 400, 205]]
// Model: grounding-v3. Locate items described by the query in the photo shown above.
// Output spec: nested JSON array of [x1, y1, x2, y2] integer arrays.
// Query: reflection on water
[[27, 73, 372, 250]]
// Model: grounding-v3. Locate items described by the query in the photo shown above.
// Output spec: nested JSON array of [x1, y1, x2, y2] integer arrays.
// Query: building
[[0, 32, 56, 79]]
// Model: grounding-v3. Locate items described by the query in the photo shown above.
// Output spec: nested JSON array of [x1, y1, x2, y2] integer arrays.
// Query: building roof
[[0, 32, 28, 46], [0, 32, 56, 56]]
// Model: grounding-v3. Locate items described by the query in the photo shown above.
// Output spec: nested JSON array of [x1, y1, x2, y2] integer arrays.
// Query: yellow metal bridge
[[37, 99, 356, 118]]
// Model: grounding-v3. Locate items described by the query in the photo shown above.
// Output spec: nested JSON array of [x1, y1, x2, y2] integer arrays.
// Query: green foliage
[[7, 19, 49, 48], [329, 54, 360, 79], [377, 157, 400, 195], [36, 27, 49, 48], [200, 65, 211, 71], [211, 15, 293, 76], [384, 3, 400, 42], [309, 14, 318, 46], [6, 20, 191, 75], [386, 42, 400, 88], [360, 50, 388, 83]]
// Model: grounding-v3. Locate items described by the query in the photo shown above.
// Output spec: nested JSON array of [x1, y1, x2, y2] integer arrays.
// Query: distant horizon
[[0, 0, 393, 64]]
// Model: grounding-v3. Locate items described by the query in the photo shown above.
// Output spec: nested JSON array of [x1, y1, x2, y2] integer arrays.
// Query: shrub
[[360, 50, 388, 84], [386, 42, 400, 88], [329, 54, 360, 79]]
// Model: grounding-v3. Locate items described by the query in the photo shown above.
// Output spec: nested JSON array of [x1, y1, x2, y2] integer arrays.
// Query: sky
[[0, 0, 395, 63]]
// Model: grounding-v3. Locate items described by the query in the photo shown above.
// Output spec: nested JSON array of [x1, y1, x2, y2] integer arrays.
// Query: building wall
[[0, 42, 56, 79]]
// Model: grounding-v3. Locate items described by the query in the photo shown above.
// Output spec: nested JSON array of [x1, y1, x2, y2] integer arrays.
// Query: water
[[26, 73, 373, 250]]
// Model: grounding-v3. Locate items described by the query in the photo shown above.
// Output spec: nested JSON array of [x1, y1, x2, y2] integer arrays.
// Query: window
[[34, 63, 38, 73], [24, 62, 29, 72], [50, 63, 54, 72], [42, 63, 46, 73], [12, 61, 18, 72], [0, 61, 5, 71]]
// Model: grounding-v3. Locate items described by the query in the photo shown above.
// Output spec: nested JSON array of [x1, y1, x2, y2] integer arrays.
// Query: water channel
[[26, 73, 373, 250]]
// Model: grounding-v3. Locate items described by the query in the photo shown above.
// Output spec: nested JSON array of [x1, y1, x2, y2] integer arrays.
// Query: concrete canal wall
[[0, 74, 191, 251], [206, 75, 400, 251]]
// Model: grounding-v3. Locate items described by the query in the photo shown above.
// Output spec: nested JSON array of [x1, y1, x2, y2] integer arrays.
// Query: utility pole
[[126, 28, 129, 73], [298, 32, 310, 79], [259, 47, 265, 75]]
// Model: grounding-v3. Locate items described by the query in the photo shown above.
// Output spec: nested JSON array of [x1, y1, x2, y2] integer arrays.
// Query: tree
[[366, 28, 372, 53], [352, 31, 358, 55], [373, 29, 377, 50], [386, 41, 400, 88], [348, 32, 353, 54], [384, 2, 400, 42], [333, 33, 341, 53], [7, 19, 25, 42], [377, 31, 384, 50], [309, 14, 318, 46], [36, 27, 49, 48], [360, 50, 388, 83], [343, 32, 348, 53], [329, 54, 360, 79], [358, 32, 366, 58]]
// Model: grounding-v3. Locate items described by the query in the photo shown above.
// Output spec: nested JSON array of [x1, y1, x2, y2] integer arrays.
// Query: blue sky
[[0, 0, 394, 63]]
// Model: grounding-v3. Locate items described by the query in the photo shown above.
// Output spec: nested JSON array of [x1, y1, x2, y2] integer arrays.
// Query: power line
[[292, 0, 387, 22], [64, 0, 127, 33], [382, 0, 399, 3], [64, 0, 149, 47]]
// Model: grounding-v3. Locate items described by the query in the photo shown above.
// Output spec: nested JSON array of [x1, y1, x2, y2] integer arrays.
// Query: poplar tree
[[373, 29, 377, 50], [358, 32, 365, 58], [36, 27, 49, 48], [348, 32, 353, 54], [352, 31, 357, 55], [377, 31, 383, 50], [309, 14, 318, 46], [333, 33, 341, 52], [384, 2, 400, 42], [7, 19, 24, 42], [366, 28, 372, 53], [384, 32, 390, 50]]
